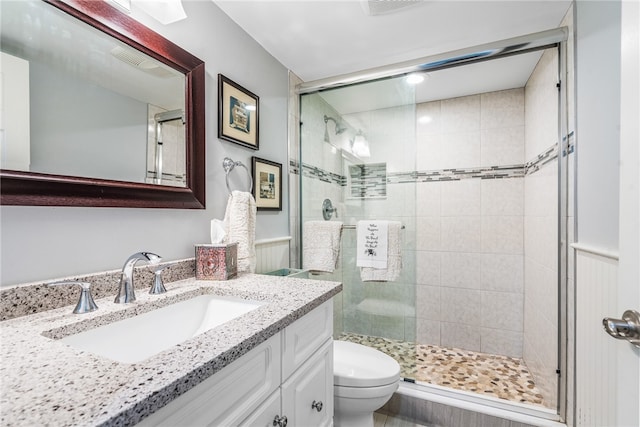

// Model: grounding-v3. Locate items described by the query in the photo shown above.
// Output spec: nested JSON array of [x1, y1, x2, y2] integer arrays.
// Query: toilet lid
[[333, 340, 400, 388]]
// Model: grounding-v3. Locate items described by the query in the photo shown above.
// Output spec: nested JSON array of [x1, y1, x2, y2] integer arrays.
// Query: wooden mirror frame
[[0, 0, 205, 208]]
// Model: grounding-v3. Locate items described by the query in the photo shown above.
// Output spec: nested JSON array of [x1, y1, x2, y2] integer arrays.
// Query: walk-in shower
[[146, 107, 186, 186], [292, 22, 572, 424]]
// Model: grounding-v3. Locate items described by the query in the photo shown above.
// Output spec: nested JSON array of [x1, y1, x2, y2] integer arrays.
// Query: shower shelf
[[356, 298, 415, 317]]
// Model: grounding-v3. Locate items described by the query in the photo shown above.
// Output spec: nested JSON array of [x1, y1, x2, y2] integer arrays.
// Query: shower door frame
[[292, 27, 571, 422]]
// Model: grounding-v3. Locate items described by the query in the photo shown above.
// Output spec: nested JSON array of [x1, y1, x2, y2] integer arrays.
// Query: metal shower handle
[[322, 199, 337, 220]]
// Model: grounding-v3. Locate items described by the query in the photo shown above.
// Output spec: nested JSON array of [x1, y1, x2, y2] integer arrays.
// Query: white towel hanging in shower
[[356, 220, 388, 269], [302, 221, 343, 273], [360, 221, 403, 282]]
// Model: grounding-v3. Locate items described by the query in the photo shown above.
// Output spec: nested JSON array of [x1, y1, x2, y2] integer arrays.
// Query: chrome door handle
[[311, 400, 323, 412], [603, 309, 640, 348]]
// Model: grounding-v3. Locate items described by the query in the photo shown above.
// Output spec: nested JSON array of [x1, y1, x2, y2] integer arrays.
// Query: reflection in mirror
[[0, 0, 205, 208], [1, 0, 186, 186], [146, 108, 186, 186]]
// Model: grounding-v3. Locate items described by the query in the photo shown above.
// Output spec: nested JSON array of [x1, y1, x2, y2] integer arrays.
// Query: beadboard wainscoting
[[573, 244, 619, 427], [255, 236, 292, 274]]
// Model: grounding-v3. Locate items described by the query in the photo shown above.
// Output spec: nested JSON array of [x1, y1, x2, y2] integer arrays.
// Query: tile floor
[[374, 412, 431, 427], [339, 333, 545, 406]]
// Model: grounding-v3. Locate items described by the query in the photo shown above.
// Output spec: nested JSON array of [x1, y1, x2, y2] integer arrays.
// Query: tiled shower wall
[[411, 89, 526, 357], [293, 56, 561, 392]]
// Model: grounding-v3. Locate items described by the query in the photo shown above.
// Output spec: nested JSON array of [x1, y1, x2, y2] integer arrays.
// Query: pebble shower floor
[[339, 332, 545, 406]]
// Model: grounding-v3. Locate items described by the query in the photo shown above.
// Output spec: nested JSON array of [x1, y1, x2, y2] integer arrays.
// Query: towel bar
[[222, 157, 253, 194], [342, 224, 404, 230], [342, 224, 405, 230]]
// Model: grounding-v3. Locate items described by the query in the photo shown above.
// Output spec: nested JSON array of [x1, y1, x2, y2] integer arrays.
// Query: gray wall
[[0, 1, 289, 286], [575, 0, 621, 251]]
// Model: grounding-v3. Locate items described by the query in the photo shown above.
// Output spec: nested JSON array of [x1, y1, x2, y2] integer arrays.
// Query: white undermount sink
[[59, 295, 264, 363]]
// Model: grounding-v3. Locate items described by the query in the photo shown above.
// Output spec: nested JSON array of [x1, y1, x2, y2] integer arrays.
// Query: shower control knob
[[311, 400, 323, 412]]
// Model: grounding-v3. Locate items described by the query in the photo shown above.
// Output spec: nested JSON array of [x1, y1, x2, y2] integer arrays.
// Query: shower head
[[324, 115, 348, 136], [334, 121, 348, 135]]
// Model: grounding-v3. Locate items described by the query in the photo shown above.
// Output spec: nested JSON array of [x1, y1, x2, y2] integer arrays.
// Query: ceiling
[[214, 0, 571, 113], [1, 0, 185, 111]]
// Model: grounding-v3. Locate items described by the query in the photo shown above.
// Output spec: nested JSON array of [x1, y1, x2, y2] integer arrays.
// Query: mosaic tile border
[[562, 131, 576, 157], [291, 141, 567, 188], [525, 143, 558, 176], [388, 164, 525, 184], [290, 160, 346, 186]]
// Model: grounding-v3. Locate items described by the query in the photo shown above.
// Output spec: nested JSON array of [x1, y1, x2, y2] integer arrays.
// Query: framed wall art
[[251, 157, 282, 211], [218, 74, 259, 150]]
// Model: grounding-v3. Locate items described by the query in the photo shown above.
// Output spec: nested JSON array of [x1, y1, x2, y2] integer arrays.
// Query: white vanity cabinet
[[281, 338, 333, 426], [137, 299, 334, 427], [137, 333, 282, 427], [242, 299, 334, 427]]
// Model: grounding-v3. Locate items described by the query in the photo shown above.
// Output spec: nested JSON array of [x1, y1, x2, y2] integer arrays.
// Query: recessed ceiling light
[[406, 73, 425, 85]]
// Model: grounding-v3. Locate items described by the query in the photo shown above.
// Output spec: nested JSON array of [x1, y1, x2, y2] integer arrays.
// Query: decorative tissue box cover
[[195, 243, 238, 280]]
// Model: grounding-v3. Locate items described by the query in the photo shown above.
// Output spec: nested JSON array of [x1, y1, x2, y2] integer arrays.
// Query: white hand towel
[[302, 221, 343, 273], [223, 191, 256, 273], [356, 220, 388, 269], [360, 221, 402, 282]]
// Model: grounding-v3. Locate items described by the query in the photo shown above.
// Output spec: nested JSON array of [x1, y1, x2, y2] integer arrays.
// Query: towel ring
[[223, 157, 253, 194]]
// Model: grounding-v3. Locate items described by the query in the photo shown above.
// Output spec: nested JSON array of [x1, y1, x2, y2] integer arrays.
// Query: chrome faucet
[[115, 252, 162, 303]]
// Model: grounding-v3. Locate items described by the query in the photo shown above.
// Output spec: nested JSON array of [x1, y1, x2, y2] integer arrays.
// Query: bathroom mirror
[[0, 0, 205, 208]]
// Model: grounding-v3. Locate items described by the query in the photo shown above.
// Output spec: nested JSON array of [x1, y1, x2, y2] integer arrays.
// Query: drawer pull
[[273, 415, 288, 427], [311, 400, 323, 412]]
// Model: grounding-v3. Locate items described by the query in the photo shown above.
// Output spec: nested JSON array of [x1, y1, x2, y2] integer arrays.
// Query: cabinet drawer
[[282, 338, 333, 427], [282, 299, 333, 378], [137, 332, 281, 427]]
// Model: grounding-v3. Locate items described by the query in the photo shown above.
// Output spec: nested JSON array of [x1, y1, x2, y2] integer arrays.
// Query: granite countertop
[[0, 273, 342, 427]]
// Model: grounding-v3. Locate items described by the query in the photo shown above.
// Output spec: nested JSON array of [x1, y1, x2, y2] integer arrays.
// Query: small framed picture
[[218, 74, 259, 150], [251, 157, 282, 211]]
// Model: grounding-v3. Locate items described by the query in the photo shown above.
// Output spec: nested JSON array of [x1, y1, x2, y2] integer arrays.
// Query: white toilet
[[333, 340, 401, 427]]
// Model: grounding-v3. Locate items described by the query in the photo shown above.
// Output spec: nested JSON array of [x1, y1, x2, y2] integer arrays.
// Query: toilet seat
[[333, 340, 400, 388], [334, 381, 399, 399]]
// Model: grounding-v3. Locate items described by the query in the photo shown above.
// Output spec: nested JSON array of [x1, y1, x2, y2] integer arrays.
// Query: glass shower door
[[299, 79, 419, 381]]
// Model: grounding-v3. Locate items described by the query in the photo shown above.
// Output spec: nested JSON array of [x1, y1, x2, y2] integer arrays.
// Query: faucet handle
[[49, 281, 98, 314], [149, 265, 168, 295], [149, 265, 169, 295]]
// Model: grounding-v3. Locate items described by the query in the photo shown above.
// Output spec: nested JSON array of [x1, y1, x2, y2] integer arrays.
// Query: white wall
[[575, 0, 621, 251], [0, 1, 290, 286], [573, 2, 625, 426]]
